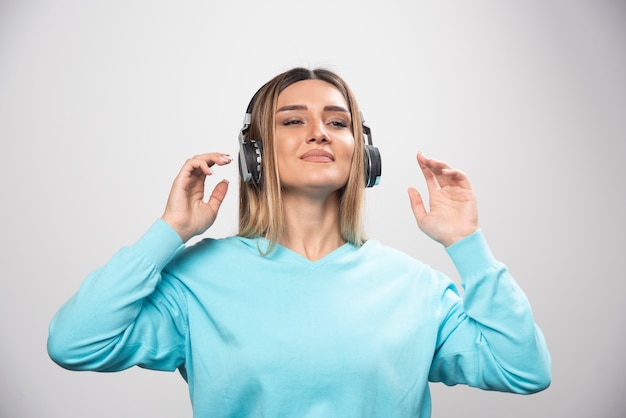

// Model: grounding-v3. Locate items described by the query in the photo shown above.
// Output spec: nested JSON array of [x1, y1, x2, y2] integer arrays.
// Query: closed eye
[[329, 120, 349, 128], [282, 119, 304, 126]]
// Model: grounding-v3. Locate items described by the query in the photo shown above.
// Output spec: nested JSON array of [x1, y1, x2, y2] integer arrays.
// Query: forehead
[[277, 79, 348, 108]]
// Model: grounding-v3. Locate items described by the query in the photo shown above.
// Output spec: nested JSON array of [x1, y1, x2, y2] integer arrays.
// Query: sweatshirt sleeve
[[427, 230, 552, 393], [47, 219, 188, 373]]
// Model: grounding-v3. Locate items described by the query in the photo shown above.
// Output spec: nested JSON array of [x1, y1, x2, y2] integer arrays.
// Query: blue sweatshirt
[[48, 219, 551, 417]]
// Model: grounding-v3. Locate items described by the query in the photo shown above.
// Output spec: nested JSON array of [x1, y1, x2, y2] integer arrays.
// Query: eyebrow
[[276, 104, 350, 114]]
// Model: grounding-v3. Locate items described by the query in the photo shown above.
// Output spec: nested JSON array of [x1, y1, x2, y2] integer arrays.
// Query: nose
[[307, 119, 330, 143]]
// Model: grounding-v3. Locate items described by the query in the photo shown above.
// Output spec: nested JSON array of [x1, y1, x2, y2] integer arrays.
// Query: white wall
[[1, 0, 624, 416]]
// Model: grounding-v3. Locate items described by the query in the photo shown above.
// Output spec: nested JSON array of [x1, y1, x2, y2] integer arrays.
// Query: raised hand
[[408, 152, 478, 247], [161, 153, 232, 243]]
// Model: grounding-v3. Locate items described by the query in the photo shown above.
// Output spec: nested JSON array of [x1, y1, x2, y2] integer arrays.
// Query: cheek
[[339, 138, 356, 164], [274, 138, 293, 163]]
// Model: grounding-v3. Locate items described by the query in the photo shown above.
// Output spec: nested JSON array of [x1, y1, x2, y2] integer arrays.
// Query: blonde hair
[[238, 67, 367, 253]]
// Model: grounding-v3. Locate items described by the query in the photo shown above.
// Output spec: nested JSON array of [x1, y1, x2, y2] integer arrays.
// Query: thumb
[[206, 179, 230, 214], [408, 187, 427, 225]]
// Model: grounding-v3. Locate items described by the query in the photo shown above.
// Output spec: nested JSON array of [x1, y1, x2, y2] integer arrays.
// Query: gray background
[[1, 0, 624, 417]]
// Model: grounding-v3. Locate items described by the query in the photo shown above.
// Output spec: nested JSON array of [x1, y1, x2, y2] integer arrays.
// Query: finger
[[192, 153, 233, 168], [416, 152, 438, 189], [182, 153, 232, 179], [184, 158, 213, 177], [407, 187, 427, 225], [419, 153, 456, 188], [207, 179, 230, 214], [441, 168, 472, 189]]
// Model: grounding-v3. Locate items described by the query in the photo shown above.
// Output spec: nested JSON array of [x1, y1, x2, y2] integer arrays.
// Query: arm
[[47, 220, 187, 371], [48, 153, 232, 371], [407, 152, 551, 392], [430, 230, 551, 393]]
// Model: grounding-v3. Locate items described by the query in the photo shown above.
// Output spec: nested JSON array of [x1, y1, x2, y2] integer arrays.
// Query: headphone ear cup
[[364, 144, 381, 188], [238, 139, 263, 185]]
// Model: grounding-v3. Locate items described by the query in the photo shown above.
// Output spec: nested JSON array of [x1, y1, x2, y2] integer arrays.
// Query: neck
[[279, 191, 345, 261]]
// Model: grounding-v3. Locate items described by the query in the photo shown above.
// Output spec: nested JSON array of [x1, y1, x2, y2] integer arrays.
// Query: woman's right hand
[[161, 153, 232, 243]]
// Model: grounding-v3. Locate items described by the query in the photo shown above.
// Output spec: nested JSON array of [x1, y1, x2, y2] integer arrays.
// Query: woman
[[48, 67, 551, 417]]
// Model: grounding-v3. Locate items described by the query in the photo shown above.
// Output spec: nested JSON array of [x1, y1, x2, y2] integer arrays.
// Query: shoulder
[[187, 235, 261, 256], [352, 240, 456, 304], [353, 239, 434, 278], [359, 239, 422, 264], [165, 236, 264, 274]]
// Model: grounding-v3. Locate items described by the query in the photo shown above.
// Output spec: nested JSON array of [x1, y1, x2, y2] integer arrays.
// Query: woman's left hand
[[408, 152, 479, 247]]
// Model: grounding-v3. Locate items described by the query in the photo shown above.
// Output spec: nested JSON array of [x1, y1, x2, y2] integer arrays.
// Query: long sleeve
[[428, 230, 551, 393], [47, 219, 188, 372]]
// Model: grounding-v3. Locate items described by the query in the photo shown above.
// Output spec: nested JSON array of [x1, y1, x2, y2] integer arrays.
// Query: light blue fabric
[[48, 219, 551, 417]]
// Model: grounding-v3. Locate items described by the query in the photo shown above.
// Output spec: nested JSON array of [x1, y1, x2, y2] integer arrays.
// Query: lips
[[300, 149, 335, 162]]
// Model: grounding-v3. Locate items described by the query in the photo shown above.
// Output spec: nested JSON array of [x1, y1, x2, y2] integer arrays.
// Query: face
[[273, 79, 355, 196]]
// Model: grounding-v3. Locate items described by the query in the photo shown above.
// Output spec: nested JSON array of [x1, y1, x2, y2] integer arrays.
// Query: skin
[[273, 80, 355, 198], [408, 152, 479, 247], [272, 80, 355, 259], [162, 80, 478, 258], [161, 152, 232, 244]]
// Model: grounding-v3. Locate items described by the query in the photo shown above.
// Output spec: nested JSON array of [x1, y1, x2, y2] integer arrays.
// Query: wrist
[[441, 226, 479, 248], [134, 219, 185, 270], [160, 214, 193, 243]]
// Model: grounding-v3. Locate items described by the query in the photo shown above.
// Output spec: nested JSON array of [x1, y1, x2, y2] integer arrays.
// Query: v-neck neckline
[[244, 237, 357, 269]]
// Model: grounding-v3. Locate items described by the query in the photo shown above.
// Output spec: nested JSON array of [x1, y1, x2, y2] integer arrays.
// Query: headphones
[[238, 90, 382, 188]]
